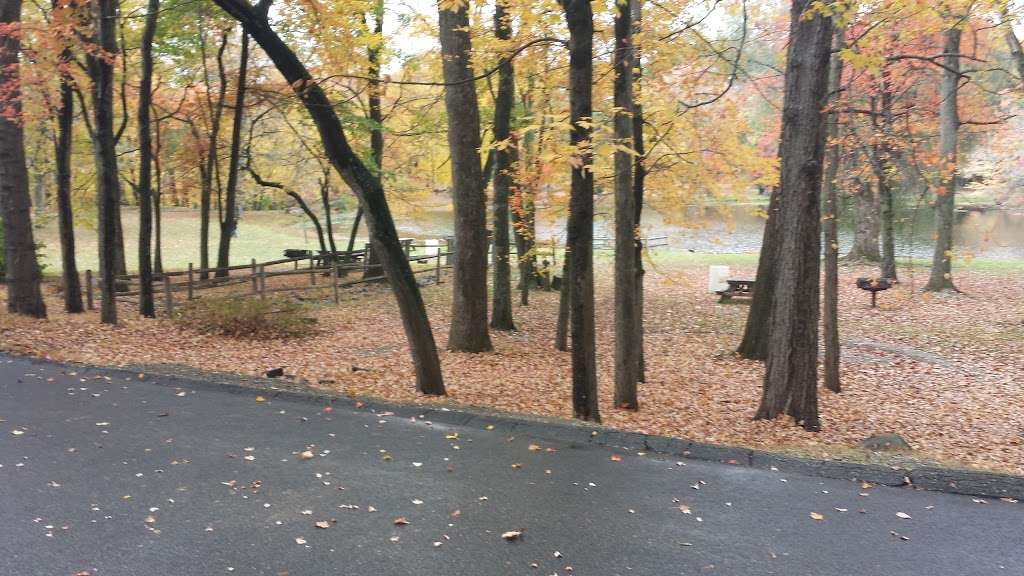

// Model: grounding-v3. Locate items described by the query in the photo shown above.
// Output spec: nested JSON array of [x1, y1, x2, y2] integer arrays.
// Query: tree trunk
[[247, 167, 328, 254], [438, 0, 492, 352], [559, 0, 599, 423], [0, 0, 46, 318], [632, 0, 646, 382], [320, 177, 339, 256], [737, 184, 780, 361], [613, 0, 638, 409], [55, 38, 83, 313], [88, 0, 121, 324], [1005, 16, 1024, 88], [925, 26, 960, 293], [361, 2, 384, 279], [212, 0, 445, 395], [136, 0, 159, 317], [753, 0, 832, 431], [845, 174, 881, 261], [200, 30, 229, 279], [877, 81, 898, 281], [153, 110, 164, 275], [216, 31, 249, 276], [822, 23, 843, 394], [489, 0, 516, 331], [555, 255, 570, 351]]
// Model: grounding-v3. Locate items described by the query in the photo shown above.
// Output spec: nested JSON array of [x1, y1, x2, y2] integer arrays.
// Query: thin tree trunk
[[877, 71, 898, 281], [925, 26, 961, 292], [361, 2, 384, 278], [216, 31, 249, 276], [490, 0, 516, 331], [136, 0, 159, 317], [753, 0, 832, 431], [212, 0, 445, 394], [153, 108, 164, 275], [320, 176, 339, 256], [438, 0, 492, 352], [0, 0, 46, 318], [822, 23, 843, 394], [247, 167, 328, 254], [88, 0, 121, 324], [559, 0, 599, 422], [55, 38, 83, 313], [632, 0, 646, 382], [613, 0, 638, 409], [200, 30, 229, 279]]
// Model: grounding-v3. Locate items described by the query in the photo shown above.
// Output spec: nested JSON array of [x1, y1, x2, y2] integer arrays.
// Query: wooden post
[[258, 265, 266, 299], [163, 275, 174, 316], [331, 261, 340, 303], [85, 270, 94, 310], [309, 255, 316, 285], [444, 236, 454, 265], [435, 252, 442, 284], [250, 258, 258, 293], [363, 242, 372, 274], [187, 263, 195, 300]]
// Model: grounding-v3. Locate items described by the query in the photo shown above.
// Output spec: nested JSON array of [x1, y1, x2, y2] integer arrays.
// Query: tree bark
[[361, 2, 384, 278], [211, 0, 445, 395], [88, 0, 121, 324], [489, 0, 516, 331], [925, 26, 961, 292], [559, 0, 599, 422], [216, 31, 249, 276], [753, 0, 832, 431], [136, 0, 159, 317], [613, 0, 638, 409], [555, 255, 570, 351], [845, 174, 881, 262], [632, 0, 646, 382], [438, 0, 492, 351], [737, 183, 780, 361], [200, 30, 229, 279], [153, 113, 164, 274], [877, 68, 898, 281], [822, 23, 843, 394], [54, 34, 83, 313], [1005, 15, 1024, 88], [0, 0, 46, 318]]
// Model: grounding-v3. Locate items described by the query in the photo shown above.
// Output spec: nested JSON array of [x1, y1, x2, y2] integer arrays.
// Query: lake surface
[[389, 202, 1024, 260]]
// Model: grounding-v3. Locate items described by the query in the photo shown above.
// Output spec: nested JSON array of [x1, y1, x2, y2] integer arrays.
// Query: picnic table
[[717, 278, 756, 303]]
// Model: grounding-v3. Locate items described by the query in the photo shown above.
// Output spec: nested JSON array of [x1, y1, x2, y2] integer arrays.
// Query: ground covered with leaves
[[3, 256, 1023, 475]]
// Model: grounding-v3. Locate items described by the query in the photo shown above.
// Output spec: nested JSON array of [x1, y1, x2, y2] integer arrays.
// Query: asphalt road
[[1, 355, 1021, 576]]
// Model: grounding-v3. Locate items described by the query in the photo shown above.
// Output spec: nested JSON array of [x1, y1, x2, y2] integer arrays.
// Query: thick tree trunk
[[845, 175, 881, 261], [136, 0, 159, 317], [555, 255, 570, 351], [613, 0, 638, 409], [212, 0, 445, 395], [559, 0, 599, 422], [216, 31, 249, 276], [753, 0, 832, 431], [55, 42, 83, 313], [822, 24, 843, 394], [925, 26, 961, 293], [438, 0, 492, 351], [632, 0, 646, 382], [489, 0, 515, 331], [0, 0, 46, 318], [737, 184, 780, 361], [88, 0, 121, 324]]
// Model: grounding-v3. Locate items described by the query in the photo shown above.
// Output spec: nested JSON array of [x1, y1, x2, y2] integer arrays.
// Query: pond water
[[389, 201, 1024, 260]]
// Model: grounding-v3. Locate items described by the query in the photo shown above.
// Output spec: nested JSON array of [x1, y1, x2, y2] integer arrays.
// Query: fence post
[[363, 242, 372, 274], [309, 255, 317, 285], [85, 270, 94, 310], [258, 265, 266, 299], [331, 261, 340, 303], [163, 275, 174, 317], [444, 236, 454, 265], [250, 258, 258, 293], [435, 252, 442, 284], [187, 263, 195, 300]]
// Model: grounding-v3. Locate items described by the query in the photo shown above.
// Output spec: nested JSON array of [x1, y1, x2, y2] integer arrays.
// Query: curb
[[13, 354, 1024, 502]]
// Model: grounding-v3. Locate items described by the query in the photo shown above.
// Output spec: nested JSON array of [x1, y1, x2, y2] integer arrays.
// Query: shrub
[[178, 295, 317, 339]]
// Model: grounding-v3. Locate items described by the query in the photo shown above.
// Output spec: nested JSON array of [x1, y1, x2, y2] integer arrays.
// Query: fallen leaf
[[255, 396, 266, 403], [810, 512, 824, 521], [501, 530, 522, 541], [896, 512, 911, 519], [314, 521, 330, 529], [299, 450, 314, 460], [393, 517, 409, 526]]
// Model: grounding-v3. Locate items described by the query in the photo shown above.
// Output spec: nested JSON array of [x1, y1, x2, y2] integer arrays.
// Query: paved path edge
[[10, 353, 1024, 501]]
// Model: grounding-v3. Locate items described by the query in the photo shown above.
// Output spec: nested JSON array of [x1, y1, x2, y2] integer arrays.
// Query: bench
[[717, 279, 755, 303]]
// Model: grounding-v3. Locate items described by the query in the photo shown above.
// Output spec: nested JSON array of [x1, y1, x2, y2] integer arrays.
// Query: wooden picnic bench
[[717, 279, 756, 303]]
